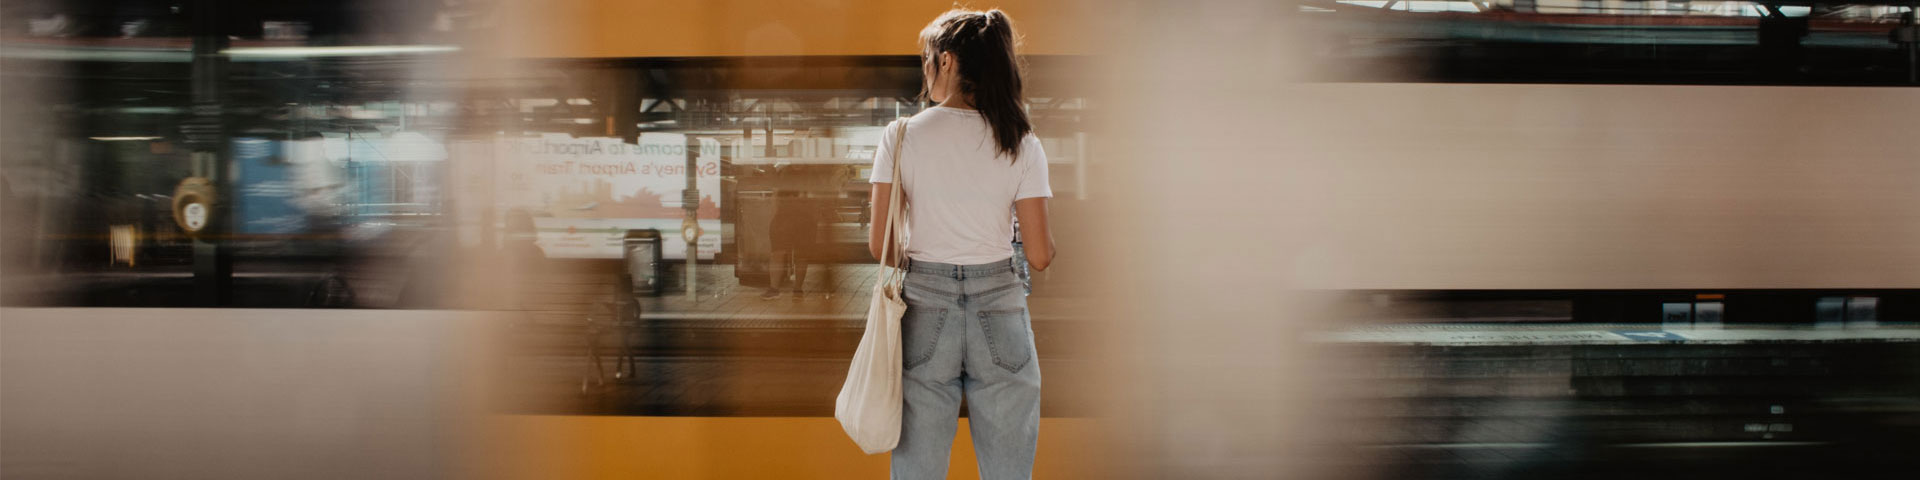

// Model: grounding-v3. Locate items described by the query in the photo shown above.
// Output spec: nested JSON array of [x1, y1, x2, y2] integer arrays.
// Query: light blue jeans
[[891, 258, 1042, 480]]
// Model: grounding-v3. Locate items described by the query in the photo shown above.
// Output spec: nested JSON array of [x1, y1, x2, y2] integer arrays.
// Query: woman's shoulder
[[1016, 132, 1048, 162], [905, 106, 983, 126], [887, 115, 913, 131], [898, 110, 936, 130], [878, 116, 912, 149], [887, 113, 936, 137], [887, 110, 949, 143]]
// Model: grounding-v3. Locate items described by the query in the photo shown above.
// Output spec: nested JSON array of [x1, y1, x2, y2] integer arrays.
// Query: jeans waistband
[[905, 258, 1016, 280]]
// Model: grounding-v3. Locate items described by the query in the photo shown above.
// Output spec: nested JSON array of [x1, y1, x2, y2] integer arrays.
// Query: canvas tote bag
[[835, 118, 910, 454]]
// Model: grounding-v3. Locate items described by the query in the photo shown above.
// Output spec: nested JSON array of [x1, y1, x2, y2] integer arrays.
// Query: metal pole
[[1910, 3, 1919, 84], [685, 136, 700, 300], [189, 0, 231, 306]]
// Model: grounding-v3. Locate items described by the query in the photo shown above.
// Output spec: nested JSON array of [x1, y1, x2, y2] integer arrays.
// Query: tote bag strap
[[878, 118, 909, 274]]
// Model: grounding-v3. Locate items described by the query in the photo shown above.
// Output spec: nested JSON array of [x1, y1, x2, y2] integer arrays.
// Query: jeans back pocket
[[902, 307, 947, 369], [976, 308, 1034, 373]]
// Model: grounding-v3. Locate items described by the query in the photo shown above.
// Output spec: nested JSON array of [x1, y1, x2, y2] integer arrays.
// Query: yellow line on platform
[[484, 416, 1112, 480]]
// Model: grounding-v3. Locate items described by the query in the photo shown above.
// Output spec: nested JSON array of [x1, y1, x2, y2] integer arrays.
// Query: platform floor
[[483, 416, 1116, 480]]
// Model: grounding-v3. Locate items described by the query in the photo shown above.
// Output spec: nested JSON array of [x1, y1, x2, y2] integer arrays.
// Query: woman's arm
[[868, 183, 898, 267], [1014, 197, 1054, 271]]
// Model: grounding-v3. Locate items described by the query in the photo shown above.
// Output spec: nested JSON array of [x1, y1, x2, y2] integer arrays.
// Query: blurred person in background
[[868, 8, 1055, 479], [766, 183, 818, 300]]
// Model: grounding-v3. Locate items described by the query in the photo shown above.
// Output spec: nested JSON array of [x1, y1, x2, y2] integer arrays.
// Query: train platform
[[9, 307, 1919, 479], [510, 320, 1920, 415], [493, 318, 1920, 477]]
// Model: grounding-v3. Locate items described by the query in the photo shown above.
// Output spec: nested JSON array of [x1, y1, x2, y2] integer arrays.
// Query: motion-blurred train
[[8, 2, 1920, 479], [5, 0, 1918, 317]]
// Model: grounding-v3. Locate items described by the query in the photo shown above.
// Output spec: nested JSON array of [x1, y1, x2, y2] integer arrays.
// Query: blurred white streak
[[1088, 0, 1920, 477], [0, 308, 504, 480], [221, 45, 461, 58]]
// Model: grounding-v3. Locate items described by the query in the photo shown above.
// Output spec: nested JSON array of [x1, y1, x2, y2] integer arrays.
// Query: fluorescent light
[[89, 136, 161, 141], [221, 45, 459, 58]]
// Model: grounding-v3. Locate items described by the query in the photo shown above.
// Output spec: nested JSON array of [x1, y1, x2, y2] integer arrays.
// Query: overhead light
[[221, 45, 459, 58], [90, 136, 161, 141]]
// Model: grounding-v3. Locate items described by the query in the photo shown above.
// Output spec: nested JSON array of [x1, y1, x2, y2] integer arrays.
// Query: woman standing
[[868, 9, 1055, 479]]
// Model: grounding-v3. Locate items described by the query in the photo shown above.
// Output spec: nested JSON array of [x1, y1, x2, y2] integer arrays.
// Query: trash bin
[[623, 229, 663, 296]]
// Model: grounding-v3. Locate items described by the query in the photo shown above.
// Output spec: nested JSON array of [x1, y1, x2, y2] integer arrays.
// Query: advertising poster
[[498, 133, 722, 259]]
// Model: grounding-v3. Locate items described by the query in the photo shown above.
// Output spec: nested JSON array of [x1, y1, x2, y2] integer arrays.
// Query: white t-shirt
[[869, 106, 1051, 265]]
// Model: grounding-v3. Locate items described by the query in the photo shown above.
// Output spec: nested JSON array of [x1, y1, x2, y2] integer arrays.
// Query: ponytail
[[920, 9, 1032, 161]]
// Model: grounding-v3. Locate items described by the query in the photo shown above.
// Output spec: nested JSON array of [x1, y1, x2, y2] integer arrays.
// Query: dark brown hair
[[919, 9, 1030, 160]]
